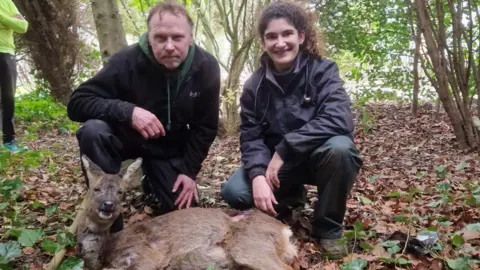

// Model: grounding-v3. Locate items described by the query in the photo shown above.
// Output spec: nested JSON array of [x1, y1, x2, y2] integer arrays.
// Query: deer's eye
[[93, 187, 101, 192], [117, 190, 124, 195]]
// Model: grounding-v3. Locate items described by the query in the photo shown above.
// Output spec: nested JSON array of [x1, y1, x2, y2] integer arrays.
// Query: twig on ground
[[45, 194, 89, 270]]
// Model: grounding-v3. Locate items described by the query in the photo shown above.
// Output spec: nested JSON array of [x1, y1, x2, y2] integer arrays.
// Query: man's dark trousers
[[76, 119, 195, 232], [220, 135, 363, 239], [0, 53, 17, 144]]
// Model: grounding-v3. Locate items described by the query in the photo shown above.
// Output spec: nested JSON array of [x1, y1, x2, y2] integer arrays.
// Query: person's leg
[[76, 119, 144, 177], [142, 157, 199, 215], [308, 135, 363, 258], [76, 119, 144, 232], [0, 53, 17, 146], [273, 163, 308, 214], [220, 166, 254, 210]]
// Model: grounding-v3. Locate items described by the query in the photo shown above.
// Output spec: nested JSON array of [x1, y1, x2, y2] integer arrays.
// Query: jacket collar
[[259, 51, 310, 92]]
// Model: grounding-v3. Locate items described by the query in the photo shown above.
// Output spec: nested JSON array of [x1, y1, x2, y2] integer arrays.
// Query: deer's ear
[[81, 155, 105, 186], [120, 158, 143, 188]]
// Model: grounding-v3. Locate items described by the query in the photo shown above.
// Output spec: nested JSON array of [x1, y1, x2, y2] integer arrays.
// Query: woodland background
[[0, 0, 479, 269]]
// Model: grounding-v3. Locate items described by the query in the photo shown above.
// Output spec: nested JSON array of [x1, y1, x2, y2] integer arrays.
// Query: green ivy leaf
[[446, 257, 470, 270], [451, 234, 464, 248], [0, 202, 9, 210], [380, 240, 399, 248], [396, 257, 412, 265], [427, 200, 443, 208], [41, 238, 62, 254], [340, 258, 368, 270], [466, 223, 480, 232], [17, 229, 43, 247], [45, 205, 58, 217], [358, 195, 372, 205], [32, 201, 44, 209], [0, 242, 22, 264], [385, 191, 405, 197], [359, 241, 373, 251], [56, 231, 76, 247], [58, 257, 83, 270], [0, 177, 23, 200]]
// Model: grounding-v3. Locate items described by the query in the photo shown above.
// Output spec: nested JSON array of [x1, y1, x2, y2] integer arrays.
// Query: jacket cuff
[[172, 160, 197, 181], [247, 166, 266, 181], [112, 101, 136, 124], [275, 140, 292, 162]]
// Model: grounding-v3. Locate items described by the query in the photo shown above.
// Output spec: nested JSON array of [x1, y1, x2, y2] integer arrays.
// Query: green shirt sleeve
[[0, 6, 28, 34]]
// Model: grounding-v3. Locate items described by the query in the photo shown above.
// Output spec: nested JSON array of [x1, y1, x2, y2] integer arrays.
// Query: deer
[[76, 155, 299, 270]]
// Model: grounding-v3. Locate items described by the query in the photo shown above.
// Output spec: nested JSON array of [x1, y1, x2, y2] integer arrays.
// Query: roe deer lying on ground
[[76, 155, 298, 270]]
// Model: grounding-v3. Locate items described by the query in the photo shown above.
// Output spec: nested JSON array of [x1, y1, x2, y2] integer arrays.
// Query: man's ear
[[119, 158, 143, 188], [81, 155, 104, 186]]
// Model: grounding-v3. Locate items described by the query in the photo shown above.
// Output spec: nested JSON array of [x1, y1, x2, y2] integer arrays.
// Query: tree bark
[[13, 0, 80, 105], [414, 0, 478, 150], [412, 30, 421, 117], [90, 0, 127, 64], [406, 0, 420, 117]]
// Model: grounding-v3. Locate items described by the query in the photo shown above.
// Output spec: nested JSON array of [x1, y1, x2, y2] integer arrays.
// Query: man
[[0, 0, 28, 153], [67, 1, 221, 231]]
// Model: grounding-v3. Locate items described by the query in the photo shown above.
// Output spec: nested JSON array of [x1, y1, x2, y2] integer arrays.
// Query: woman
[[220, 0, 363, 260]]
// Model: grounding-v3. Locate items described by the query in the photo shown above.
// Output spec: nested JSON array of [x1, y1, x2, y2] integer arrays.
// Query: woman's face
[[262, 18, 305, 72]]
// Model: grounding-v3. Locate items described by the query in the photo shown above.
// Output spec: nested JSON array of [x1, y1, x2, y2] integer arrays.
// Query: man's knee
[[77, 119, 112, 142], [220, 168, 253, 210]]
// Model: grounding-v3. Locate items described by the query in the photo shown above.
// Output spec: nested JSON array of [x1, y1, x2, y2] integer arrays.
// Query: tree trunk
[[406, 0, 420, 117], [414, 0, 479, 150], [90, 0, 127, 64], [412, 29, 421, 117], [13, 0, 80, 105]]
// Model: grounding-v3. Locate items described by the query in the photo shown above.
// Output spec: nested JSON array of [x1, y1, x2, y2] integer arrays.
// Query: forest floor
[[0, 101, 479, 270]]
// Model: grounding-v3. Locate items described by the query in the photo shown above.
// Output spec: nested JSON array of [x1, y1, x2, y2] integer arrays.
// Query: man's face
[[148, 11, 193, 70]]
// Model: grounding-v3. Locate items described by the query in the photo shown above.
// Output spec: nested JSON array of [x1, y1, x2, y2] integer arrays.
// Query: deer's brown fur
[[76, 155, 298, 270]]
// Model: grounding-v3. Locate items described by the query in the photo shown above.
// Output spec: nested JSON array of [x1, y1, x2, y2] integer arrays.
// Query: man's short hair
[[147, 0, 194, 29]]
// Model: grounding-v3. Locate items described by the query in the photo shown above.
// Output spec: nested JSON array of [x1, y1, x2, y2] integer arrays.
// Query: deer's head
[[81, 155, 142, 227]]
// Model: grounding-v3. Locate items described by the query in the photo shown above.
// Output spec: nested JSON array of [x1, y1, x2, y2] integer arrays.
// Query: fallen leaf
[[22, 247, 37, 255], [372, 244, 389, 258], [36, 214, 48, 223]]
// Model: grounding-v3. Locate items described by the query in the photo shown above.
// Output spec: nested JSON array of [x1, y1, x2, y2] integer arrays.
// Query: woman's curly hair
[[257, 0, 325, 57]]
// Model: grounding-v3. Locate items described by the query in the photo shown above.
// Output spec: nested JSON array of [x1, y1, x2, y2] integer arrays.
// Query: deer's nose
[[102, 201, 114, 212]]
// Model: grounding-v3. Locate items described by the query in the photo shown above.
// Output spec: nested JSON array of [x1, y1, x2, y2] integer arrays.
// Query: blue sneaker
[[3, 141, 27, 153]]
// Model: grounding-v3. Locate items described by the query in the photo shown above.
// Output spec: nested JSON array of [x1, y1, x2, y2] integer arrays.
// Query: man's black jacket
[[67, 37, 221, 180], [239, 52, 355, 181]]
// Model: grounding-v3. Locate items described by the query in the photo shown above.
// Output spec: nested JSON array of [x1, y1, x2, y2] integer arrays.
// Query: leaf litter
[[0, 102, 479, 269]]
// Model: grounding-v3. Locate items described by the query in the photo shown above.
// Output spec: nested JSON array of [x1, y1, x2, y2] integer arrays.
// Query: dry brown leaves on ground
[[1, 102, 479, 269]]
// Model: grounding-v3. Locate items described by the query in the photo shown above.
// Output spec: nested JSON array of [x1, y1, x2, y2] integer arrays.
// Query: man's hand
[[266, 152, 284, 189], [131, 107, 165, 139], [14, 14, 24, 20], [173, 174, 198, 209], [252, 175, 278, 216]]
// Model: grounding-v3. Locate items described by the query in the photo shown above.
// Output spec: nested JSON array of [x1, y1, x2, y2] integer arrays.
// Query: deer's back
[[104, 208, 233, 269], [103, 208, 297, 270]]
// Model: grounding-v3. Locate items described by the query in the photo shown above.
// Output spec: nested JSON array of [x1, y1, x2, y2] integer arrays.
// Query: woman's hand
[[266, 152, 283, 189], [252, 175, 278, 216]]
